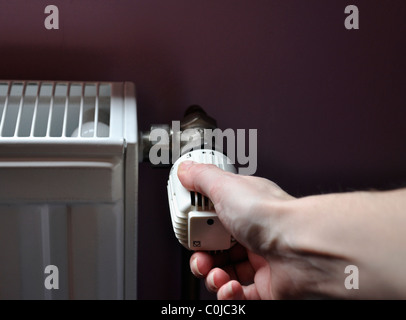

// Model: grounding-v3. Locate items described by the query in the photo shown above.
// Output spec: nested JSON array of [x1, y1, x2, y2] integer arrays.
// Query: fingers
[[190, 251, 214, 278], [204, 269, 262, 300], [189, 244, 248, 278], [190, 246, 256, 295], [217, 281, 263, 300], [177, 161, 235, 203], [203, 262, 256, 295], [217, 280, 245, 300], [205, 268, 231, 292]]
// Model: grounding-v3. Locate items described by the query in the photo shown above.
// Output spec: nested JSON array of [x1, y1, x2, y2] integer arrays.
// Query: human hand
[[189, 244, 272, 300], [178, 161, 406, 300], [177, 161, 294, 299], [177, 161, 294, 256]]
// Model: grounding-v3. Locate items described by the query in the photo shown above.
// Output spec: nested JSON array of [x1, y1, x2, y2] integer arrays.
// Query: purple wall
[[1, 1, 406, 299]]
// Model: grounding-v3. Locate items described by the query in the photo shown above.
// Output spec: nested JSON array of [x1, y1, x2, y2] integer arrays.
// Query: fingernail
[[208, 272, 218, 291], [180, 161, 195, 169], [191, 257, 203, 277], [178, 161, 195, 174], [225, 281, 234, 298]]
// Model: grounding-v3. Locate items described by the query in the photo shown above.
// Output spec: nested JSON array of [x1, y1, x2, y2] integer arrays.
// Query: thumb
[[177, 161, 235, 203]]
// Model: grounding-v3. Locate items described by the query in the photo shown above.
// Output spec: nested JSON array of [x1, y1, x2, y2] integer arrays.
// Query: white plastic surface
[[167, 149, 237, 251]]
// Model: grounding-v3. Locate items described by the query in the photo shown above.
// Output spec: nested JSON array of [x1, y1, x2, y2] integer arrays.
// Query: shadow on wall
[[0, 42, 187, 127], [0, 46, 114, 81]]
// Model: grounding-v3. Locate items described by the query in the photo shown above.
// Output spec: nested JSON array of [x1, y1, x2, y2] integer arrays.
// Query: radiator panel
[[0, 202, 124, 299], [0, 81, 138, 299]]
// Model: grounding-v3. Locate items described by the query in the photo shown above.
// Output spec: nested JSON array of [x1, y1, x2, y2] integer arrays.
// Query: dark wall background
[[1, 0, 405, 299]]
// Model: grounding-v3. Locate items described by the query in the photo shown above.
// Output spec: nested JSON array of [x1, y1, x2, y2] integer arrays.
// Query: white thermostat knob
[[167, 149, 237, 251]]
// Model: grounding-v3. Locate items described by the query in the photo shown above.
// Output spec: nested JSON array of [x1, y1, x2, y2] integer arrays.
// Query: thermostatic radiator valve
[[141, 105, 237, 251], [167, 149, 236, 251]]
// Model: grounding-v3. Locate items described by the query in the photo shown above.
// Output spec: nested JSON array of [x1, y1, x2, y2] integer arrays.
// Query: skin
[[177, 161, 406, 300]]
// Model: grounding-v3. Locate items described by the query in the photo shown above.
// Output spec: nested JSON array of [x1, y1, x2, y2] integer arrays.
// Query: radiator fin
[[0, 81, 111, 138]]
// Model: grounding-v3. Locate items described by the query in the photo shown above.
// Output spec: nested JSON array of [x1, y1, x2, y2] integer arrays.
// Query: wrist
[[279, 192, 367, 257], [261, 188, 406, 299]]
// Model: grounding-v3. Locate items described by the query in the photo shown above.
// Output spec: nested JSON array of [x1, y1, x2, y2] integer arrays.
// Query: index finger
[[190, 243, 248, 278]]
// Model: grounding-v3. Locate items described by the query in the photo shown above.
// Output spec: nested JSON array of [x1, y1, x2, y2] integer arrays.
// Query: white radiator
[[0, 81, 138, 299]]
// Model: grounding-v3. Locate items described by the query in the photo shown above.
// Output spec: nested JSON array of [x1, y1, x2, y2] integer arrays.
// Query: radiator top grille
[[0, 81, 111, 138]]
